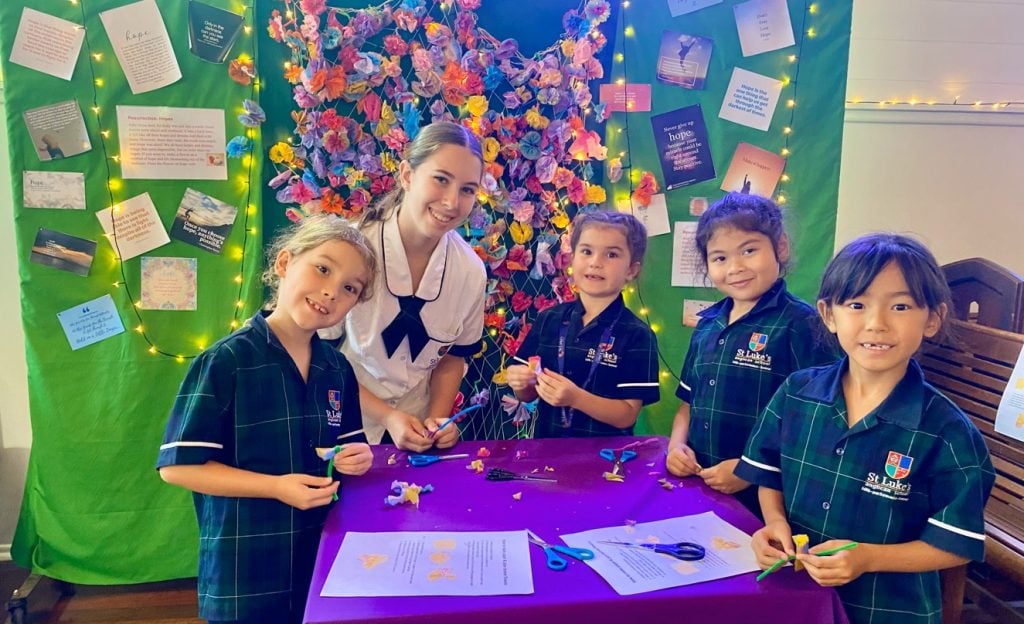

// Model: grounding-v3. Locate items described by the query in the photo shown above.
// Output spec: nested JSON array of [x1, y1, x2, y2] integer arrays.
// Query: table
[[305, 436, 848, 624]]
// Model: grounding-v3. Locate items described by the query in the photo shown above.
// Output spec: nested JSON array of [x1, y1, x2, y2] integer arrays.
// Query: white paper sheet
[[23, 171, 86, 209], [672, 221, 705, 287], [733, 0, 795, 57], [8, 8, 85, 80], [561, 512, 759, 595], [116, 105, 227, 180], [617, 194, 671, 237], [719, 68, 784, 131], [95, 192, 170, 260], [99, 0, 181, 94], [995, 342, 1024, 442], [322, 530, 534, 597]]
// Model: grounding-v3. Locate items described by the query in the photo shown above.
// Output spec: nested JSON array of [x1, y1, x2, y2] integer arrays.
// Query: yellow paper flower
[[510, 221, 534, 244], [482, 136, 500, 163], [381, 152, 398, 173], [550, 208, 570, 229], [492, 368, 507, 385], [560, 39, 575, 58], [466, 95, 488, 118], [269, 142, 294, 164], [585, 184, 607, 204], [525, 107, 549, 130]]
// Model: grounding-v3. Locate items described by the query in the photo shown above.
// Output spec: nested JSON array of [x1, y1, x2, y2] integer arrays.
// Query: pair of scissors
[[599, 448, 637, 476], [526, 530, 595, 570], [600, 540, 706, 561], [408, 453, 469, 467]]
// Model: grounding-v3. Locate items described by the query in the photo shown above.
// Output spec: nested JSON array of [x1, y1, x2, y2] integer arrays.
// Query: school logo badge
[[328, 389, 342, 411], [885, 451, 913, 480], [748, 333, 768, 352], [599, 337, 616, 352]]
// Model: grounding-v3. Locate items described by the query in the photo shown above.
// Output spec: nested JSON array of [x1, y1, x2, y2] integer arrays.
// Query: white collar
[[381, 213, 449, 300]]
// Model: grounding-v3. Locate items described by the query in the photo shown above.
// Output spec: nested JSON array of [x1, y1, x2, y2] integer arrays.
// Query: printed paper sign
[[733, 0, 795, 57], [141, 257, 198, 310], [651, 105, 716, 191], [668, 0, 723, 17], [99, 0, 181, 94], [57, 294, 126, 351], [599, 83, 651, 112], [23, 100, 91, 161], [718, 67, 783, 131], [8, 8, 85, 80], [95, 192, 171, 260], [23, 171, 86, 209], [117, 105, 227, 180], [617, 193, 671, 237], [720, 142, 786, 198], [656, 31, 713, 90], [995, 343, 1024, 443], [30, 228, 96, 276], [169, 188, 238, 254], [672, 221, 705, 287]]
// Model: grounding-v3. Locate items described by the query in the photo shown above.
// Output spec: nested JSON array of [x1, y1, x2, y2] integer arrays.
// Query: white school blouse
[[335, 214, 486, 443]]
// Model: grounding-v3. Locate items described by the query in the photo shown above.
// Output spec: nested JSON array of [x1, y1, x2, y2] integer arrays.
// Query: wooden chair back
[[942, 258, 1024, 334]]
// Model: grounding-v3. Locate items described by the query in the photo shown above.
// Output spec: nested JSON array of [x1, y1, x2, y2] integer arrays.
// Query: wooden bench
[[943, 257, 1024, 334], [920, 319, 1024, 624]]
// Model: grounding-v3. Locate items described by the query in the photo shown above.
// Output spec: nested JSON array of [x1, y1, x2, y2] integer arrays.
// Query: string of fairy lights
[[609, 0, 819, 385], [73, 0, 260, 362]]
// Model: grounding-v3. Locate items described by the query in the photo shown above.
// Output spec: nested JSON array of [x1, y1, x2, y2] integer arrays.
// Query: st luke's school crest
[[885, 451, 913, 480]]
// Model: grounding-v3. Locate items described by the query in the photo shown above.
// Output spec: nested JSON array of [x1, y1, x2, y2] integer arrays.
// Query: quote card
[[656, 31, 713, 91], [8, 7, 85, 80], [30, 228, 96, 276], [57, 294, 126, 351], [668, 0, 723, 17], [169, 188, 238, 254], [733, 0, 795, 57], [718, 68, 783, 131], [720, 142, 786, 198], [672, 221, 705, 287], [141, 257, 198, 310], [617, 193, 671, 237], [99, 0, 181, 94], [23, 171, 86, 209], [599, 83, 651, 112], [117, 105, 227, 180], [650, 105, 716, 191], [23, 99, 92, 161], [95, 192, 171, 260]]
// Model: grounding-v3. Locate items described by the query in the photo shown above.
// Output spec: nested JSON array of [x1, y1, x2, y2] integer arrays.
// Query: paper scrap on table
[[560, 511, 758, 595], [321, 530, 534, 597]]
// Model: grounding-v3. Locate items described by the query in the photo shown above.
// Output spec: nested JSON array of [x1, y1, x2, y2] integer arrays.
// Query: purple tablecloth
[[306, 436, 848, 624]]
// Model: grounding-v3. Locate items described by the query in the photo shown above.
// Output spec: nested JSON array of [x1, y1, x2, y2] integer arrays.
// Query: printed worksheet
[[561, 512, 758, 595], [322, 530, 534, 597]]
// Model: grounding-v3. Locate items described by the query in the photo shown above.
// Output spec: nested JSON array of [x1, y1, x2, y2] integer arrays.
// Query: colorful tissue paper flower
[[607, 158, 623, 183], [518, 131, 542, 160], [466, 95, 488, 117], [511, 291, 533, 313], [229, 57, 255, 86], [632, 171, 659, 207], [237, 99, 266, 127], [269, 142, 295, 164], [584, 184, 606, 205], [584, 0, 611, 24], [226, 136, 252, 158], [509, 221, 533, 244]]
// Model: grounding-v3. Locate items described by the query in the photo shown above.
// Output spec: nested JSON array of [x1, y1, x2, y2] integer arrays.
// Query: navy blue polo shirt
[[736, 358, 995, 624], [517, 295, 660, 438], [676, 279, 836, 468], [157, 313, 366, 622]]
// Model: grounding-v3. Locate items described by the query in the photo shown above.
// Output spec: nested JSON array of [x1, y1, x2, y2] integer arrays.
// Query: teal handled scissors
[[599, 448, 638, 477], [600, 540, 705, 561], [526, 530, 595, 571], [408, 453, 469, 467]]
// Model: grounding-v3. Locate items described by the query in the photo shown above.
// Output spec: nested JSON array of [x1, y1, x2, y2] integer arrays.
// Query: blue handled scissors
[[600, 540, 705, 561], [526, 530, 595, 571], [599, 448, 638, 477], [408, 453, 469, 467]]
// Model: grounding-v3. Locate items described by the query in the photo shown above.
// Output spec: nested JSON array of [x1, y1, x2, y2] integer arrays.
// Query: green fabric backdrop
[[1, 0, 263, 583], [2, 0, 850, 585]]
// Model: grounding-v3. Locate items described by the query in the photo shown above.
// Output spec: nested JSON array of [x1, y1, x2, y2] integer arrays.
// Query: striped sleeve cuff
[[734, 455, 783, 490], [921, 517, 987, 562], [156, 440, 224, 468]]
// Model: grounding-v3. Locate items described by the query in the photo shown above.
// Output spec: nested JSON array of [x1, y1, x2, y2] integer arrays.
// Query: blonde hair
[[358, 121, 484, 227], [262, 215, 377, 309]]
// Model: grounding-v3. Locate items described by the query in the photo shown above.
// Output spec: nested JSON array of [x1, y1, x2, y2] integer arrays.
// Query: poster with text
[[718, 68, 783, 131], [116, 105, 227, 180], [651, 105, 716, 191], [733, 0, 795, 57], [23, 100, 91, 161], [720, 142, 786, 198], [30, 228, 96, 276], [99, 0, 181, 94], [8, 8, 85, 80], [57, 294, 126, 351], [23, 171, 86, 209], [141, 257, 198, 310], [656, 31, 713, 90], [95, 192, 171, 260], [169, 188, 238, 254]]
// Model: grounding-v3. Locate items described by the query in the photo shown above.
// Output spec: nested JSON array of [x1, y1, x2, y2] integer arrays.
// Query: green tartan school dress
[[735, 358, 995, 624], [157, 313, 365, 623], [517, 295, 660, 438]]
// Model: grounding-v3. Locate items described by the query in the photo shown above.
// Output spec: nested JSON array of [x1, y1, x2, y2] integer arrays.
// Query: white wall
[[0, 84, 32, 561]]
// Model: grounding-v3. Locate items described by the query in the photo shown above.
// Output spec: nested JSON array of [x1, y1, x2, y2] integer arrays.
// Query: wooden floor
[[1, 559, 1017, 624]]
